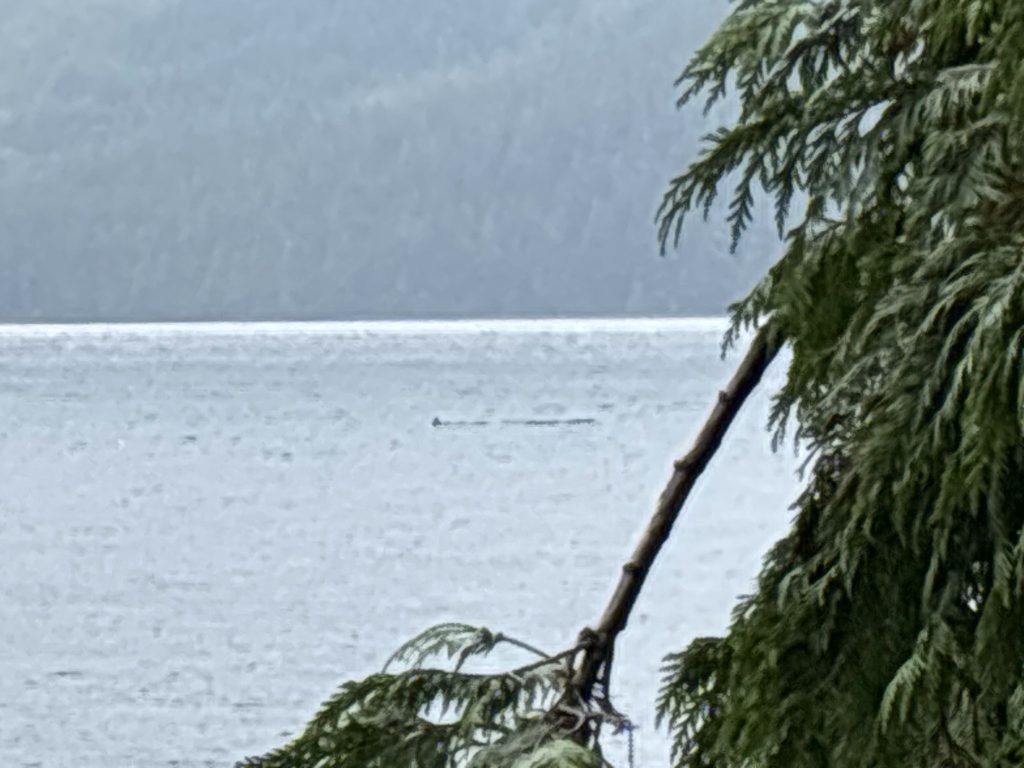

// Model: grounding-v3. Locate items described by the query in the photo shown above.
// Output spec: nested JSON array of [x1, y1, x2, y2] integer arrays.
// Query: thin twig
[[497, 634, 555, 660], [511, 645, 580, 678]]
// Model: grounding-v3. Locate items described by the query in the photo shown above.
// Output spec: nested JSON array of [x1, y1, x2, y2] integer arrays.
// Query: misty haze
[[2, 0, 781, 322]]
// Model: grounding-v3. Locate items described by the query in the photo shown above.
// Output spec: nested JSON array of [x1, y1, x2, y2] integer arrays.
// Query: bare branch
[[568, 324, 784, 713]]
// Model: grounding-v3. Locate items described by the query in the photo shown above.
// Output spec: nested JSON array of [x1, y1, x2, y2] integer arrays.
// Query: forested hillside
[[0, 0, 779, 321]]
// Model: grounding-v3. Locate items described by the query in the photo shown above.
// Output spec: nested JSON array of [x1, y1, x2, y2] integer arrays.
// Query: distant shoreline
[[0, 316, 730, 336]]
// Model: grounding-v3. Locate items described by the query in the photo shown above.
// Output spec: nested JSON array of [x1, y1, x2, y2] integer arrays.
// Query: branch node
[[622, 561, 646, 576], [577, 627, 602, 649]]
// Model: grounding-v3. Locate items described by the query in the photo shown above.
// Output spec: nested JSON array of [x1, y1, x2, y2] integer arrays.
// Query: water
[[0, 319, 802, 767]]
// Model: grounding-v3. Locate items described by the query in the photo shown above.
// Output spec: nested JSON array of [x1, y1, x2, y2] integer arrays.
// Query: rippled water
[[0, 319, 802, 767]]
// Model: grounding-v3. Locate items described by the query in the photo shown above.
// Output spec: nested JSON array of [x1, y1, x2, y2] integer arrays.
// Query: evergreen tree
[[656, 1, 1024, 766], [237, 0, 1024, 765]]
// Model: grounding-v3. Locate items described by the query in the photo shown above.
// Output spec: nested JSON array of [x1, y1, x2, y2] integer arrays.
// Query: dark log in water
[[431, 417, 489, 427], [431, 416, 597, 428], [500, 418, 597, 427]]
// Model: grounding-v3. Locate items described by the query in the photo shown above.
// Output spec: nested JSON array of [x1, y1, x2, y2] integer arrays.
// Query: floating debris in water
[[502, 418, 597, 426], [431, 417, 489, 428], [432, 416, 597, 428]]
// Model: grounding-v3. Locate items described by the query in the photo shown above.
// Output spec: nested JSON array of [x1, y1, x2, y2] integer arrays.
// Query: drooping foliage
[[236, 624, 610, 768], [656, 1, 1024, 766]]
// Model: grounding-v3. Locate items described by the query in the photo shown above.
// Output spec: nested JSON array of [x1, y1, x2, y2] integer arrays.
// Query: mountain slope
[[0, 0, 781, 321]]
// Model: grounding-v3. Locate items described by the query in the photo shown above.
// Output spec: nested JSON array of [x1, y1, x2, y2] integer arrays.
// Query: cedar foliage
[[239, 0, 1024, 766], [236, 624, 614, 767], [656, 0, 1024, 766]]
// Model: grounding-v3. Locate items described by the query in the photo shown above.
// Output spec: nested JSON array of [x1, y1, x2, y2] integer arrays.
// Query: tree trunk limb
[[570, 324, 784, 706]]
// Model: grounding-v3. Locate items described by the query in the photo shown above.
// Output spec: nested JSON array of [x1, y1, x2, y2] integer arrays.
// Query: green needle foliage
[[237, 624, 609, 768], [657, 0, 1024, 766]]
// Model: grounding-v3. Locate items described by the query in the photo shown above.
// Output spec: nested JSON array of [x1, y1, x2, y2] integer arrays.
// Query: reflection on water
[[0, 320, 801, 767]]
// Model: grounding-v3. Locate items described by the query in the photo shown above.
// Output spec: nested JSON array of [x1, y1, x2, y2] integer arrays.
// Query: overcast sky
[[0, 0, 782, 322]]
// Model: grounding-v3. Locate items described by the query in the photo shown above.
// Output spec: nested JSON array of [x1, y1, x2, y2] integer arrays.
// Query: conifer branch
[[567, 323, 783, 712]]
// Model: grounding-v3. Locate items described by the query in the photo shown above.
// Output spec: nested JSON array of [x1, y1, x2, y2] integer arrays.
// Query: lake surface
[[0, 319, 803, 768]]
